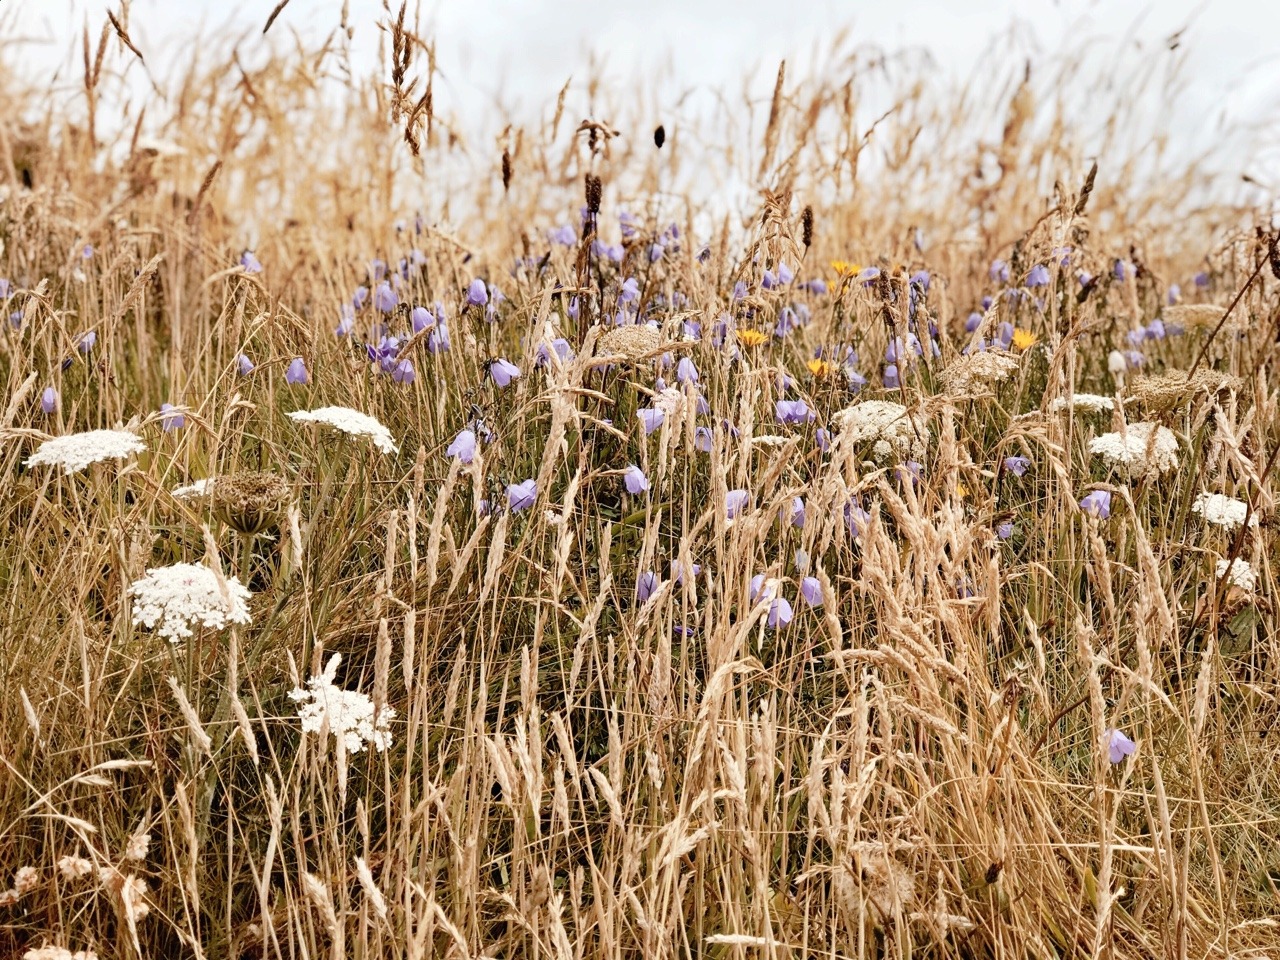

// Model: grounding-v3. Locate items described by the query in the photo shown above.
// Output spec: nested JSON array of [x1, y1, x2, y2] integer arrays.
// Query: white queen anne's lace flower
[[129, 562, 252, 642], [25, 429, 146, 474], [832, 400, 929, 461], [288, 406, 398, 454], [1050, 393, 1114, 414], [171, 478, 215, 499], [1088, 422, 1179, 476], [1192, 492, 1256, 531], [290, 654, 395, 753], [23, 947, 99, 960], [1216, 557, 1257, 592]]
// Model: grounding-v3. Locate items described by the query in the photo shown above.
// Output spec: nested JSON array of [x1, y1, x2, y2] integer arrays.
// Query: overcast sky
[[4, 0, 1279, 195]]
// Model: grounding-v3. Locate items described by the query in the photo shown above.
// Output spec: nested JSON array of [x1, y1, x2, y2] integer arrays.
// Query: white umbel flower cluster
[[23, 946, 99, 960], [1050, 393, 1114, 414], [288, 406, 398, 454], [128, 562, 252, 642], [290, 654, 395, 753], [25, 429, 146, 474], [833, 400, 929, 461], [1192, 492, 1256, 531], [1215, 557, 1257, 592], [1087, 422, 1179, 476]]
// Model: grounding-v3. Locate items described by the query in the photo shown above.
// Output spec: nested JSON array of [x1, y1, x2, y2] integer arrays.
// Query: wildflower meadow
[[1, 5, 1279, 959]]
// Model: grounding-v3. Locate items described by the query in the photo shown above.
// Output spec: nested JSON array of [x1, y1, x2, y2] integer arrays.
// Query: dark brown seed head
[[585, 173, 602, 215], [801, 205, 813, 248], [653, 124, 665, 149], [501, 148, 512, 192], [213, 472, 291, 536]]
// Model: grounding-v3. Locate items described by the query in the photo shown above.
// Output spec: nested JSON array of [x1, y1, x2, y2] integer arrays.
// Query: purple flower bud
[[352, 286, 369, 311], [1193, 271, 1209, 288], [1145, 319, 1165, 340], [373, 281, 397, 313], [550, 224, 576, 246], [671, 559, 702, 585], [965, 311, 982, 333], [447, 428, 477, 464], [996, 521, 1014, 540], [804, 279, 828, 295], [883, 364, 899, 389], [0, 278, 10, 298], [159, 403, 185, 431], [815, 428, 830, 452], [675, 357, 699, 385], [490, 358, 521, 388], [286, 357, 309, 385], [778, 263, 794, 285], [695, 426, 713, 452], [619, 277, 640, 303], [467, 278, 489, 306], [649, 243, 664, 262], [1114, 259, 1133, 281], [846, 502, 872, 539], [1004, 456, 1031, 477], [1080, 490, 1111, 519], [749, 574, 767, 603], [507, 479, 537, 512], [40, 386, 57, 414], [775, 399, 814, 425], [800, 576, 823, 607], [78, 331, 97, 354], [856, 267, 880, 284], [336, 306, 355, 337], [995, 322, 1014, 349], [240, 251, 262, 274], [790, 497, 806, 528], [427, 322, 450, 353], [1105, 727, 1136, 764], [1026, 264, 1050, 288], [762, 269, 778, 290], [392, 359, 416, 384], [623, 464, 650, 494], [1166, 284, 1180, 305], [236, 353, 255, 376], [636, 571, 659, 603], [732, 280, 747, 301], [477, 498, 491, 517], [410, 306, 434, 332], [725, 489, 750, 519], [638, 408, 664, 435], [767, 595, 794, 629]]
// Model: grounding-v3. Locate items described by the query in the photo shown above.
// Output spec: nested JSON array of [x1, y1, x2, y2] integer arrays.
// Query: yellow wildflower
[[830, 260, 859, 278], [1011, 328, 1039, 351], [736, 329, 768, 348], [806, 358, 833, 377]]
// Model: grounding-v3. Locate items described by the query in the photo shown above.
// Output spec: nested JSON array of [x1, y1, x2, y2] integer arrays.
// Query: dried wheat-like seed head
[[1163, 303, 1229, 332], [594, 324, 662, 363], [1127, 369, 1239, 412], [213, 472, 291, 536]]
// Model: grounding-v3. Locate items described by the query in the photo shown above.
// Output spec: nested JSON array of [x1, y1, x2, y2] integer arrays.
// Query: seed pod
[[801, 205, 813, 248], [653, 124, 665, 148], [584, 173, 602, 215], [501, 148, 512, 193]]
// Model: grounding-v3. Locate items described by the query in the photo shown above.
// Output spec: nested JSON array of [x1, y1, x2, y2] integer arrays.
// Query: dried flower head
[[1088, 422, 1179, 477], [56, 856, 93, 881], [1128, 369, 1239, 412], [595, 324, 661, 362], [1049, 393, 1114, 414], [129, 562, 252, 642], [1163, 303, 1226, 332], [940, 351, 1019, 393], [22, 946, 99, 960], [290, 653, 395, 753], [213, 472, 290, 535], [832, 399, 929, 461], [25, 429, 146, 475], [288, 406, 399, 454]]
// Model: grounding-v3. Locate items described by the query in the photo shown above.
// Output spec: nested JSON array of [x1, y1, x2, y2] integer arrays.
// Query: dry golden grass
[[1, 9, 1279, 960]]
